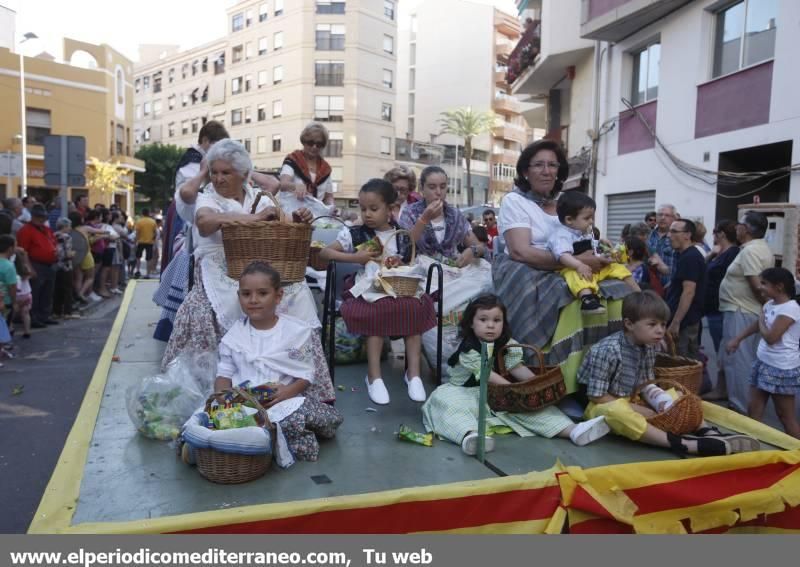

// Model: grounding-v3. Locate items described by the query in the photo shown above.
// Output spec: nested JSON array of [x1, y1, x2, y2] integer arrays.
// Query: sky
[[8, 0, 518, 62]]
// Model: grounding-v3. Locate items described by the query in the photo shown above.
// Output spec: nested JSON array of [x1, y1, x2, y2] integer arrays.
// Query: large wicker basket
[[487, 343, 567, 413], [631, 379, 703, 435], [221, 191, 312, 282], [307, 215, 346, 272], [655, 334, 704, 394], [195, 388, 274, 485], [379, 229, 420, 297]]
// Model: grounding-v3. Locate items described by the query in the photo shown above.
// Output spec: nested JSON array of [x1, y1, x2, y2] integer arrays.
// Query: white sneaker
[[461, 432, 495, 456], [365, 377, 390, 405], [88, 292, 103, 302], [569, 416, 610, 446], [109, 288, 122, 295], [404, 374, 427, 402]]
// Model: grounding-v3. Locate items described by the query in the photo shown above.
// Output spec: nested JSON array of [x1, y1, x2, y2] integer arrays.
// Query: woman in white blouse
[[277, 122, 335, 218]]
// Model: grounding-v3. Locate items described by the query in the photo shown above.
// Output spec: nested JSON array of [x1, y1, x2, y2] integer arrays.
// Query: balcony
[[494, 11, 520, 40], [580, 0, 693, 42], [495, 69, 507, 86], [495, 39, 514, 61], [493, 94, 521, 115], [505, 20, 541, 85], [491, 149, 518, 166], [492, 123, 528, 145]]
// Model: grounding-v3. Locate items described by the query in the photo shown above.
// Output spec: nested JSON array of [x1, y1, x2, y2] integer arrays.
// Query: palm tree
[[438, 107, 497, 206]]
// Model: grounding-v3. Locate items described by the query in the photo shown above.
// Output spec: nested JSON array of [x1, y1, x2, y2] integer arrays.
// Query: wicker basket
[[487, 343, 567, 413], [307, 215, 346, 272], [655, 334, 704, 394], [631, 379, 703, 435], [221, 191, 312, 282], [380, 229, 420, 297], [195, 388, 274, 485]]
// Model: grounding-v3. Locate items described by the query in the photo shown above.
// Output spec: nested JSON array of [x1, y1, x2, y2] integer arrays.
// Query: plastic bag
[[274, 189, 334, 221], [422, 323, 462, 382], [126, 351, 217, 440], [326, 316, 367, 365]]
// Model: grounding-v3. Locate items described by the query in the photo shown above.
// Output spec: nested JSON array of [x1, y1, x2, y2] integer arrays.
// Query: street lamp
[[19, 31, 38, 198]]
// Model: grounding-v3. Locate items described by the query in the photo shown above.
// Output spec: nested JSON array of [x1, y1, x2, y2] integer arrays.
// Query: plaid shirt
[[577, 331, 656, 398]]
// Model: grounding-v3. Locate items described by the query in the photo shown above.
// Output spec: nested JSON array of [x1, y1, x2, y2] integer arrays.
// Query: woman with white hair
[[162, 139, 336, 402], [277, 122, 335, 217]]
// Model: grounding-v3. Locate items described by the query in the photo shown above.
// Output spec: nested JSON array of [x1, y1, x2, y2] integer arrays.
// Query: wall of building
[[593, 0, 800, 234], [0, 4, 14, 51], [541, 0, 594, 58]]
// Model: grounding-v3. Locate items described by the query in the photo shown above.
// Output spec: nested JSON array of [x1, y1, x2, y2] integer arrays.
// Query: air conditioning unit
[[738, 203, 799, 276]]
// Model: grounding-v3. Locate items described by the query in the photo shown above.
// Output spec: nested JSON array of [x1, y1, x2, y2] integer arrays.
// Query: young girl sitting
[[727, 267, 800, 439], [213, 261, 343, 461], [13, 250, 33, 339], [320, 179, 437, 406], [422, 294, 609, 455]]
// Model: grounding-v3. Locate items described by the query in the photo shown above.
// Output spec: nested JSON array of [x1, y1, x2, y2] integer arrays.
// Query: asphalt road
[[0, 297, 122, 534]]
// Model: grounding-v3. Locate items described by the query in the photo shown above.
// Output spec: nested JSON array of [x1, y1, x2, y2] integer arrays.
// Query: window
[[143, 128, 151, 142], [713, 0, 777, 78], [191, 87, 199, 104], [181, 120, 189, 135], [246, 42, 254, 59], [257, 136, 267, 153], [244, 139, 251, 152], [409, 68, 416, 89], [259, 3, 268, 22], [381, 102, 392, 122], [315, 60, 344, 86], [143, 101, 152, 115], [182, 93, 189, 107], [168, 122, 175, 137], [331, 166, 343, 182], [631, 42, 660, 105], [410, 43, 416, 65], [201, 86, 208, 102], [202, 57, 208, 72], [245, 107, 252, 123], [384, 0, 395, 20], [153, 99, 162, 117], [274, 31, 284, 50], [181, 63, 189, 79], [316, 24, 345, 50], [314, 95, 344, 121], [192, 60, 198, 76], [232, 76, 242, 95], [258, 70, 268, 87], [135, 78, 140, 93], [191, 118, 199, 133], [143, 76, 150, 91], [273, 99, 283, 117], [316, 0, 345, 14], [245, 73, 253, 91], [383, 34, 393, 54], [232, 12, 244, 32], [26, 108, 51, 145], [273, 65, 284, 84], [275, 0, 284, 16], [382, 68, 393, 88], [324, 132, 343, 158], [272, 134, 282, 152], [168, 95, 175, 110], [153, 72, 162, 93], [407, 117, 414, 138], [232, 45, 244, 63], [380, 137, 391, 155], [257, 104, 266, 121], [259, 37, 268, 55], [246, 9, 253, 26], [135, 105, 142, 119], [168, 68, 175, 83], [214, 52, 226, 75], [231, 108, 243, 125], [408, 93, 415, 114]]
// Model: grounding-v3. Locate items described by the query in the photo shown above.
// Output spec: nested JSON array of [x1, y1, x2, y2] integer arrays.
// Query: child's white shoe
[[404, 374, 427, 402], [366, 376, 390, 405], [461, 432, 495, 456], [569, 416, 610, 446]]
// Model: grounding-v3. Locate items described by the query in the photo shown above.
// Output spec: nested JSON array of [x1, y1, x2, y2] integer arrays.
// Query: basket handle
[[311, 215, 347, 227], [204, 387, 274, 430], [250, 190, 287, 223], [662, 333, 677, 356], [380, 228, 416, 265], [496, 343, 546, 376], [630, 378, 689, 402]]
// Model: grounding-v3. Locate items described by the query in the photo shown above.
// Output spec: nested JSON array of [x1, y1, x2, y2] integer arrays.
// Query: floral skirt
[[749, 359, 800, 395], [279, 398, 343, 461]]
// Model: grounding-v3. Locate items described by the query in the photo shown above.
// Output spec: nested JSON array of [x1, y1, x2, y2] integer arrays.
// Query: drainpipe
[[589, 40, 606, 201]]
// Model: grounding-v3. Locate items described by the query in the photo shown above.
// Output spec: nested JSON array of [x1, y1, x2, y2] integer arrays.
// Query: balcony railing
[[506, 20, 541, 85], [493, 94, 521, 115]]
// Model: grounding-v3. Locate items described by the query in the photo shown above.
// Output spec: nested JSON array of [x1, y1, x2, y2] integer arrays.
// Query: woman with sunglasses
[[278, 122, 335, 216]]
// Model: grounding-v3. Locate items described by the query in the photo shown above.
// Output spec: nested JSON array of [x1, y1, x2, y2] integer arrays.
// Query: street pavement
[[0, 296, 123, 534]]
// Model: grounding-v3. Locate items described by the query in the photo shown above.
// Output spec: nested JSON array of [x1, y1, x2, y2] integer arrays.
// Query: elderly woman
[[277, 121, 335, 219], [493, 140, 631, 382], [162, 139, 335, 402], [384, 165, 420, 220]]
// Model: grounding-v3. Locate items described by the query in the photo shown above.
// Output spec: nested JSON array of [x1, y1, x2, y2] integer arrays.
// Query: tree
[[86, 158, 132, 203], [134, 143, 186, 210], [438, 107, 497, 206]]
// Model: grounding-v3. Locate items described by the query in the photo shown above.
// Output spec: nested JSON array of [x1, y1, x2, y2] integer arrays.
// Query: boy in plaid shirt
[[578, 291, 759, 456]]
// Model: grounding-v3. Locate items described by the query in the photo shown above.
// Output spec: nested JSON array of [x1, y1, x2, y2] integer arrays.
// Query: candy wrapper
[[397, 424, 433, 447], [597, 241, 628, 263], [356, 238, 383, 254], [211, 404, 258, 430]]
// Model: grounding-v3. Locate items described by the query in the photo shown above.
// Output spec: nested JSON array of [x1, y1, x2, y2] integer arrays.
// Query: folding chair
[[321, 261, 444, 385]]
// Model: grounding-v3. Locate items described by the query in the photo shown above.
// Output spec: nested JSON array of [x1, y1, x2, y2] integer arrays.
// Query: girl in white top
[[727, 267, 800, 439]]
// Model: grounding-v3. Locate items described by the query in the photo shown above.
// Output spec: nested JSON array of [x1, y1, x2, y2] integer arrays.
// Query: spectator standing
[[665, 219, 706, 360], [0, 235, 18, 327], [134, 208, 157, 279], [483, 209, 499, 251], [647, 204, 678, 287], [16, 205, 59, 327], [13, 251, 33, 338], [74, 195, 89, 223], [692, 221, 711, 256], [712, 211, 774, 412], [53, 217, 78, 319], [703, 220, 740, 355], [644, 211, 657, 230], [47, 201, 61, 231], [20, 196, 36, 223], [1, 198, 25, 237]]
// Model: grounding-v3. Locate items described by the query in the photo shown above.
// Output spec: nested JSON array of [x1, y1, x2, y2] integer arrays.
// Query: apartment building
[[0, 37, 142, 209], [510, 0, 800, 247], [134, 0, 398, 202], [395, 0, 533, 206]]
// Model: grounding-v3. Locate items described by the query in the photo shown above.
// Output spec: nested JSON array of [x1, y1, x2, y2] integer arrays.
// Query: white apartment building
[[396, 0, 532, 206], [134, 0, 398, 201], [511, 0, 800, 247]]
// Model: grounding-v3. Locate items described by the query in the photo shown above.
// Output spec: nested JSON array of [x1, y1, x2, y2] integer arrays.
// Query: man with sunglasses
[[665, 219, 706, 360]]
